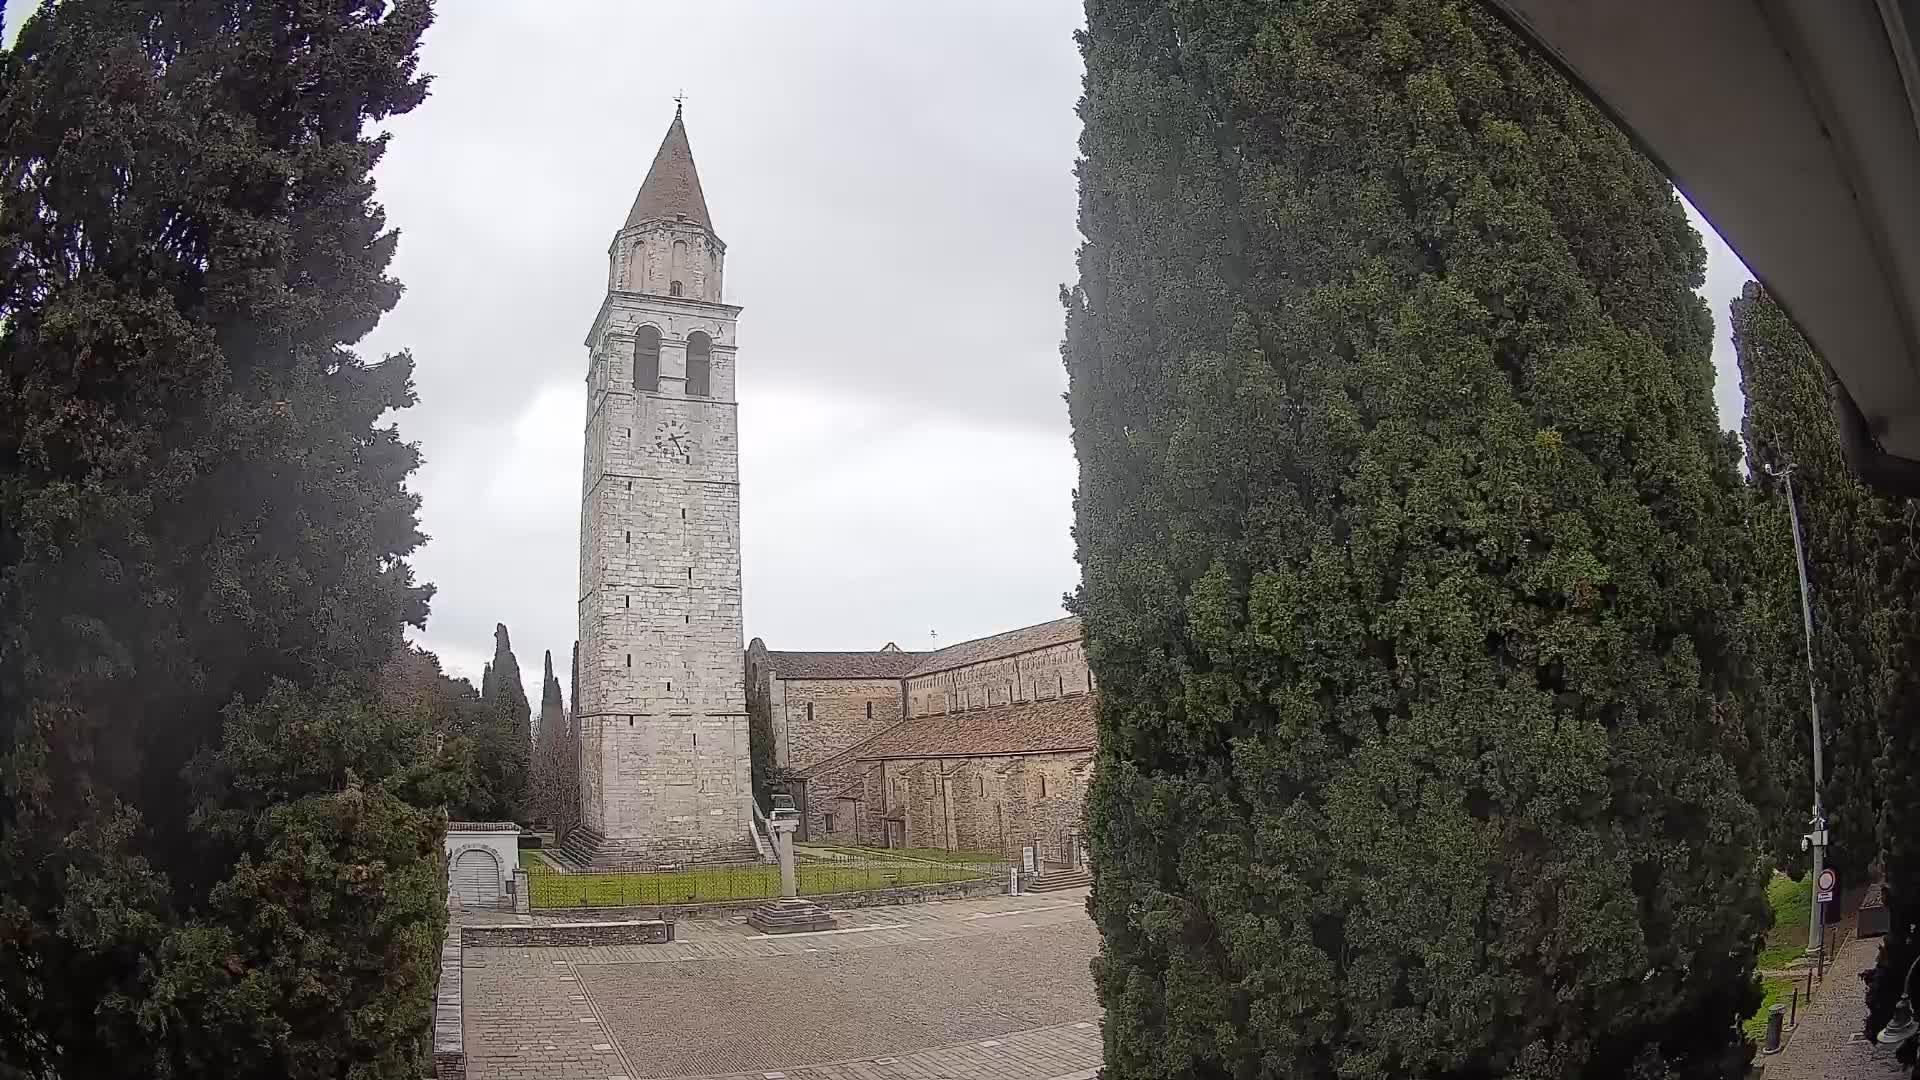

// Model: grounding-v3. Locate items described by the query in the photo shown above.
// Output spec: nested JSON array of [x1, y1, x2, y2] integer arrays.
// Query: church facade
[[568, 109, 754, 868], [746, 616, 1096, 865]]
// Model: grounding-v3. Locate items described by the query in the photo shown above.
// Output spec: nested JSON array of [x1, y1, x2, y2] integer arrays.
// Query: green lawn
[[1744, 975, 1797, 1041], [813, 844, 1004, 866], [1759, 873, 1813, 971], [525, 857, 990, 908], [517, 849, 548, 871]]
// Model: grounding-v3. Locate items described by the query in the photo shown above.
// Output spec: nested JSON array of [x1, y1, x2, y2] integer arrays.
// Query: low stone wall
[[460, 919, 676, 948], [432, 928, 463, 1080], [532, 871, 1006, 923]]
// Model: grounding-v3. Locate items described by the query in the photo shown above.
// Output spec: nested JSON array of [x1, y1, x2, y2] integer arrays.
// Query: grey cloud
[[1, 0, 1753, 708]]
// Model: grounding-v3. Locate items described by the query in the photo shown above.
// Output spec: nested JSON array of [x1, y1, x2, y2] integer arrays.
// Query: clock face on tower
[[652, 417, 691, 463]]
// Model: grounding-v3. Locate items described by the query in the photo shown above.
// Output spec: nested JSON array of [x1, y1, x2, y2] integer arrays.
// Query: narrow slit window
[[866, 701, 873, 720], [1039, 775, 1048, 799], [625, 654, 631, 668]]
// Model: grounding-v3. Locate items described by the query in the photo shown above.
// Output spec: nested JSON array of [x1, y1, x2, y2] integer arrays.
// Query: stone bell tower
[[568, 106, 751, 867]]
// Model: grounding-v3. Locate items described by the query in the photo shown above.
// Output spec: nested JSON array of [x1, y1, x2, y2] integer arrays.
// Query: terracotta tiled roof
[[905, 616, 1082, 678], [766, 650, 927, 680], [853, 694, 1096, 761], [446, 821, 521, 832], [626, 110, 713, 232]]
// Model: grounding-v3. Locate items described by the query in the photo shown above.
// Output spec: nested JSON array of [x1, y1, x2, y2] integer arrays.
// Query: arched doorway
[[451, 847, 502, 908]]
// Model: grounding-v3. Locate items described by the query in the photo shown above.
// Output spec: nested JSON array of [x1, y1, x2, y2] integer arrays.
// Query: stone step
[[747, 897, 838, 934], [551, 826, 607, 871], [1025, 867, 1092, 893]]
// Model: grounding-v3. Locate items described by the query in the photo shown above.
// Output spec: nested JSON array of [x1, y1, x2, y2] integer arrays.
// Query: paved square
[[462, 890, 1102, 1080]]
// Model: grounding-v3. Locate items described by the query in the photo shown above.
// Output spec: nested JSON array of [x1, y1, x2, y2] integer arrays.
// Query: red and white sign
[[1816, 868, 1837, 903]]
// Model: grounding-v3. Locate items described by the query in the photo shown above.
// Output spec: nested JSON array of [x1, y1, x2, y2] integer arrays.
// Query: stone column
[[747, 805, 835, 934], [772, 816, 798, 898]]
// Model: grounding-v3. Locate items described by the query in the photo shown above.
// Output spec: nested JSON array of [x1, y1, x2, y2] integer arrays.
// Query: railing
[[747, 799, 774, 863], [523, 847, 1006, 909]]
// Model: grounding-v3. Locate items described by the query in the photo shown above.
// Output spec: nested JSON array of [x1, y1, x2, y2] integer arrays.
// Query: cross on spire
[[673, 90, 686, 118]]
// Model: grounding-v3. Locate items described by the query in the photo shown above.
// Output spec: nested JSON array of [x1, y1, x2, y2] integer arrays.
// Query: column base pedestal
[[747, 897, 837, 934]]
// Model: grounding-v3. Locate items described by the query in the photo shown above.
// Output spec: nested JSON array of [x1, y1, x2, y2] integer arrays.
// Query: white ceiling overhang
[[1480, 1, 1920, 492]]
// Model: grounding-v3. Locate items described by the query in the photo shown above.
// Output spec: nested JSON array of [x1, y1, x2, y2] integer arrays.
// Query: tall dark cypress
[[0, 1, 440, 1075], [1731, 285, 1920, 1046], [477, 623, 532, 822], [533, 649, 568, 828], [1065, 2, 1765, 1076], [1733, 282, 1896, 885]]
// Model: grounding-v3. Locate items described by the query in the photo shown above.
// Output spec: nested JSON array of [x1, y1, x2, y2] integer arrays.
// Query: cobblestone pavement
[[1761, 934, 1905, 1080], [463, 889, 1101, 1080]]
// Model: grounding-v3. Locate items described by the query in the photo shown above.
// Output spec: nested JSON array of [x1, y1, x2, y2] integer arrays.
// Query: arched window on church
[[686, 331, 712, 397], [634, 325, 660, 392], [670, 238, 690, 298]]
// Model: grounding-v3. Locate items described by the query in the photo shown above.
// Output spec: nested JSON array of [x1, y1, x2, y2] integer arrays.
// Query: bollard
[[1763, 1004, 1786, 1055], [1790, 987, 1798, 1027]]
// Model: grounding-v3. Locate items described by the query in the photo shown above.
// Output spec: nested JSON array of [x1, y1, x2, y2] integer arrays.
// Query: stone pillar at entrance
[[747, 797, 837, 934]]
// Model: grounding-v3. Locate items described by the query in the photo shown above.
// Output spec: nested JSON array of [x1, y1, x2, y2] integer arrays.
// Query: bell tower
[[570, 106, 751, 867]]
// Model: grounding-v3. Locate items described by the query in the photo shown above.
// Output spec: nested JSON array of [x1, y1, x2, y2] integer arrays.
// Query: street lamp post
[[1773, 463, 1829, 965]]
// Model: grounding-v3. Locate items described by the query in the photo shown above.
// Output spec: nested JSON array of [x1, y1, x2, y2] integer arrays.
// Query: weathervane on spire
[[673, 90, 686, 118]]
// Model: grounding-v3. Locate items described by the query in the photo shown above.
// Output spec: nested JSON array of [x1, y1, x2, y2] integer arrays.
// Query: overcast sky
[[4, 2, 1752, 707]]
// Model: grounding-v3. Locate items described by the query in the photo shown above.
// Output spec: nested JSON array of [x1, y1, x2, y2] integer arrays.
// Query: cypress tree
[[1732, 282, 1895, 885], [1065, 2, 1765, 1076], [0, 1, 438, 1075], [533, 649, 568, 828], [1730, 285, 1920, 1044], [1870, 561, 1920, 1046], [475, 623, 531, 822]]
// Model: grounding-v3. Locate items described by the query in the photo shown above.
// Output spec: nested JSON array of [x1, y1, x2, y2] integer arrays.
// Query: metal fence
[[525, 847, 1007, 909]]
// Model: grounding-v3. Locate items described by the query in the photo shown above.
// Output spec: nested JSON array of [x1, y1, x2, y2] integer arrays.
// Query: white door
[[452, 849, 501, 908]]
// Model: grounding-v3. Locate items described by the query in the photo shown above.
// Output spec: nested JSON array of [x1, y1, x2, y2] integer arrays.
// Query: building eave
[[584, 291, 745, 348], [1478, 0, 1920, 493]]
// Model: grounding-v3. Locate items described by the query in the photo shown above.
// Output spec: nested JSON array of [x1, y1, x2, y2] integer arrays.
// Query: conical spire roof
[[625, 106, 713, 233]]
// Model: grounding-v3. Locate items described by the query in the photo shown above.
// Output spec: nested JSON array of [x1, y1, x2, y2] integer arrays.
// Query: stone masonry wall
[[578, 241, 750, 857], [776, 677, 905, 773], [799, 747, 869, 843], [459, 920, 675, 948], [906, 639, 1092, 718], [614, 218, 724, 303], [433, 928, 463, 1080], [859, 751, 1091, 861]]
